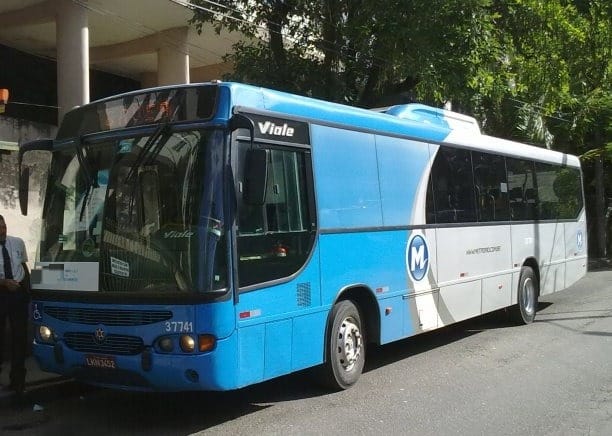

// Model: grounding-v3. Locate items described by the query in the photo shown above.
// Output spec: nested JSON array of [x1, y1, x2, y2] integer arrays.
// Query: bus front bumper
[[32, 334, 238, 392]]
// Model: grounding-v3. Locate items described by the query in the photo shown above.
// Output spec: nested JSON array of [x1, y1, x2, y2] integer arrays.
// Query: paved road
[[2, 269, 611, 435]]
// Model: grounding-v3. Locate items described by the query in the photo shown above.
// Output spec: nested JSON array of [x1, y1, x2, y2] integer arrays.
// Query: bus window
[[535, 163, 583, 220], [507, 158, 537, 221], [554, 167, 583, 219], [236, 145, 315, 288], [425, 173, 436, 224], [535, 162, 561, 220], [98, 130, 227, 293], [430, 146, 476, 223], [472, 151, 510, 222]]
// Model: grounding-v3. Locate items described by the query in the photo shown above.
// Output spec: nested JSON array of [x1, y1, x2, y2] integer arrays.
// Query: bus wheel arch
[[513, 259, 540, 324], [317, 286, 380, 390], [335, 286, 380, 346], [522, 257, 540, 297]]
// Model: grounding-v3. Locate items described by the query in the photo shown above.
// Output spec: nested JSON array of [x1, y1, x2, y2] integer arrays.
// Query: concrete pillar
[[140, 72, 158, 90], [157, 27, 190, 86], [56, 0, 89, 123]]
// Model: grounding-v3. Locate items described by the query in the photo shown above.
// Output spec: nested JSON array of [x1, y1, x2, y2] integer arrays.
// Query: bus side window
[[534, 163, 583, 221], [507, 158, 537, 221], [472, 151, 509, 222], [236, 145, 315, 288], [430, 146, 477, 224], [426, 175, 436, 224], [553, 167, 583, 219]]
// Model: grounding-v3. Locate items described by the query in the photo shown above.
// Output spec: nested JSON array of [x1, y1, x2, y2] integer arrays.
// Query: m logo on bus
[[407, 234, 429, 281], [577, 230, 584, 251]]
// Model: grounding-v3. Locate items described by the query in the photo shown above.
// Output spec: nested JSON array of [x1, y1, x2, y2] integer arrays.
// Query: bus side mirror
[[244, 149, 269, 206], [19, 166, 30, 216]]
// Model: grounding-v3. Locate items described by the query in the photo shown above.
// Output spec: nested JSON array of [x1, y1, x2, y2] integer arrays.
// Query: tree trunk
[[594, 153, 607, 258]]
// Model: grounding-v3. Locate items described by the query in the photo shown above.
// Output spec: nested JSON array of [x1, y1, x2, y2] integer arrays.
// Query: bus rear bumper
[[32, 335, 238, 392]]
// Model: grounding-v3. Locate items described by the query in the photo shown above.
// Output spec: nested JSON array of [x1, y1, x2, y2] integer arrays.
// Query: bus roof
[[222, 82, 580, 168], [61, 81, 580, 168]]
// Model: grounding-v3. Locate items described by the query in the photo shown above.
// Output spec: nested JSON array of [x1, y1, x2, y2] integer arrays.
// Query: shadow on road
[[362, 303, 549, 373]]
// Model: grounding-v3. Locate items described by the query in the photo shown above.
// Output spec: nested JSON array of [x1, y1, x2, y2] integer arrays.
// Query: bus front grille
[[64, 332, 144, 355], [44, 307, 172, 326]]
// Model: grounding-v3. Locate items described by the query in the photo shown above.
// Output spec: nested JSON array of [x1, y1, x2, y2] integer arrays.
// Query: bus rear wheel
[[318, 300, 365, 390], [513, 266, 538, 324]]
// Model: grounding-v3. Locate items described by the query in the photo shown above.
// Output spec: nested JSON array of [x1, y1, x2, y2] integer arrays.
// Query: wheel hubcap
[[336, 317, 362, 372], [522, 277, 535, 315]]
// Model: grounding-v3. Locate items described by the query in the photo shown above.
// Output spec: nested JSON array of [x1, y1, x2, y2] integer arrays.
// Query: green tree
[[504, 0, 611, 256], [190, 0, 509, 108]]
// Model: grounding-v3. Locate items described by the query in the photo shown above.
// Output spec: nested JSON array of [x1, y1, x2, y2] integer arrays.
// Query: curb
[[588, 258, 612, 271]]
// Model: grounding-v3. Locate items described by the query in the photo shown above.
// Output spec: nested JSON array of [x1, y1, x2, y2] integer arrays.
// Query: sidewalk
[[0, 355, 66, 406]]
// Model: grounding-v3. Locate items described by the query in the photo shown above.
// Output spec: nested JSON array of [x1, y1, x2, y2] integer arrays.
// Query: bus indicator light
[[239, 309, 262, 319], [198, 335, 216, 352]]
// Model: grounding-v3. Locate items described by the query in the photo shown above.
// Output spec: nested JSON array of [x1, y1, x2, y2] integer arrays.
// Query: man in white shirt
[[0, 214, 30, 396]]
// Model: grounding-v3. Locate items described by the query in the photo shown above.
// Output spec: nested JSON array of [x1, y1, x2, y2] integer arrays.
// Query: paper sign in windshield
[[110, 256, 130, 277]]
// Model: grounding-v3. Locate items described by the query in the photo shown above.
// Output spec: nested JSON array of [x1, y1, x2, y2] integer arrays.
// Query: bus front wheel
[[513, 266, 538, 324], [318, 300, 366, 390]]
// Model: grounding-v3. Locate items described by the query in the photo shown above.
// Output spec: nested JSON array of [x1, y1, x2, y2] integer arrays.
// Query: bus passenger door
[[232, 139, 321, 387]]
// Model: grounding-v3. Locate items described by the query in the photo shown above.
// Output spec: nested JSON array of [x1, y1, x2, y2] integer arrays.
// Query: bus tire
[[318, 300, 365, 390], [513, 266, 538, 324]]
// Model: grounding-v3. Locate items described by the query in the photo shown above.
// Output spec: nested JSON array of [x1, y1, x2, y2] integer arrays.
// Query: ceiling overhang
[[0, 0, 242, 82]]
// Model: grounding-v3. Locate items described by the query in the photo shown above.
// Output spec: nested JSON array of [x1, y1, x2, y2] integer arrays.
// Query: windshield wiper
[[76, 140, 98, 222], [121, 123, 172, 225], [124, 123, 171, 185], [75, 140, 97, 188]]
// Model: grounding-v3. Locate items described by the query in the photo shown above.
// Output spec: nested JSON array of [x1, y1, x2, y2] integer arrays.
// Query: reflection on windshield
[[39, 129, 227, 294]]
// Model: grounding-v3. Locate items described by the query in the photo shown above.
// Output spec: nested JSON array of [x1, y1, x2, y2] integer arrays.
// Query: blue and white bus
[[19, 82, 587, 391]]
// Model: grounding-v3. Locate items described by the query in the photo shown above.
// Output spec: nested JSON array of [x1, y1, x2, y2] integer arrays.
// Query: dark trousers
[[0, 289, 29, 389]]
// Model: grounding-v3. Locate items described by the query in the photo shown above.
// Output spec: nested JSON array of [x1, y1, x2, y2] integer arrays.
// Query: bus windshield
[[39, 128, 227, 294]]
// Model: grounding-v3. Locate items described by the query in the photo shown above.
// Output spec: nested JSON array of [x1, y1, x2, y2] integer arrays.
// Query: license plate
[[84, 354, 117, 369]]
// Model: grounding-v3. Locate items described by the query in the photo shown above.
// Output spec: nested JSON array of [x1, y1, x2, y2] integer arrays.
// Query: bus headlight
[[39, 325, 55, 343], [179, 335, 195, 353], [158, 336, 174, 352]]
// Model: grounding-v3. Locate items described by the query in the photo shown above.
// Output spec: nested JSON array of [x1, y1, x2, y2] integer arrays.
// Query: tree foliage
[[190, 0, 610, 149], [190, 1, 510, 109]]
